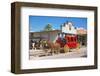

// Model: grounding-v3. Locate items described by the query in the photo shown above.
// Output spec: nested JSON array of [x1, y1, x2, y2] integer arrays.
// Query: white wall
[[0, 0, 99, 76], [62, 22, 77, 34]]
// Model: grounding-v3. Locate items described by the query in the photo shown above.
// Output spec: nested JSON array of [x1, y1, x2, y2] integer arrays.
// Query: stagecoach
[[56, 33, 80, 53]]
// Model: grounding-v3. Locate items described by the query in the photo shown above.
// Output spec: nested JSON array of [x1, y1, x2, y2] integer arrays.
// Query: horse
[[46, 40, 61, 55], [32, 41, 41, 50], [31, 40, 61, 55], [32, 42, 36, 50]]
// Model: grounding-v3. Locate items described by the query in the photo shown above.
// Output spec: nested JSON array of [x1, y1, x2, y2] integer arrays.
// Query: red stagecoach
[[56, 33, 80, 53]]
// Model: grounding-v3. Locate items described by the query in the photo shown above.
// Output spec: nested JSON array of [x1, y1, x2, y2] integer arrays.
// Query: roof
[[30, 30, 61, 34], [77, 29, 87, 35]]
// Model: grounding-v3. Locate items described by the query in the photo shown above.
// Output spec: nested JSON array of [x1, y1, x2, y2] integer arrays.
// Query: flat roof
[[30, 30, 61, 33]]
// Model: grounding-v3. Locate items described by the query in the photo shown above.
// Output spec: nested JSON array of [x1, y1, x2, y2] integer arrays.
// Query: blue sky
[[29, 15, 87, 32]]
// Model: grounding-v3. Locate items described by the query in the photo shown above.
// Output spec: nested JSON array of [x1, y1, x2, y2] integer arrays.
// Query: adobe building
[[29, 30, 61, 43], [77, 28, 87, 46]]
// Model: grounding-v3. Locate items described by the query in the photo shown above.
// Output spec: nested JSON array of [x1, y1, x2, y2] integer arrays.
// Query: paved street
[[29, 46, 87, 60]]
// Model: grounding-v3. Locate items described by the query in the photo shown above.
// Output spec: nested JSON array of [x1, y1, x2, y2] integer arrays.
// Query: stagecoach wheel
[[64, 45, 69, 53], [76, 43, 80, 53]]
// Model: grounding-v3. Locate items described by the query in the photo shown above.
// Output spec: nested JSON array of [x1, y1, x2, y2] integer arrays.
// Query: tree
[[44, 24, 53, 31]]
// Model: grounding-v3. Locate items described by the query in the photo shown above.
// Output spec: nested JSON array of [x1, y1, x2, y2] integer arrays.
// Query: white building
[[61, 22, 77, 34]]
